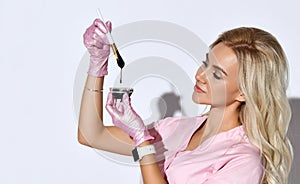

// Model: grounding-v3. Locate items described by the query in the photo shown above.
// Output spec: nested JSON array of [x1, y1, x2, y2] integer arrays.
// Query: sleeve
[[203, 154, 264, 184], [146, 117, 182, 176], [147, 117, 181, 143]]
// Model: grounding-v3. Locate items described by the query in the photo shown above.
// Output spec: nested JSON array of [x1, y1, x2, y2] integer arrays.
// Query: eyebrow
[[206, 53, 228, 76]]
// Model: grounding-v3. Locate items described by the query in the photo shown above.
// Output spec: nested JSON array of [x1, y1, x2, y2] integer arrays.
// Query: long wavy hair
[[210, 27, 293, 184]]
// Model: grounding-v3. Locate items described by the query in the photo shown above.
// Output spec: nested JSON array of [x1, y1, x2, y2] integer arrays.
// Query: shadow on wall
[[157, 92, 183, 119], [288, 98, 300, 184]]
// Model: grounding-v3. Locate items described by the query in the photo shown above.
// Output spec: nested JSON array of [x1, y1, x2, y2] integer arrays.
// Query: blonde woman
[[78, 19, 293, 184]]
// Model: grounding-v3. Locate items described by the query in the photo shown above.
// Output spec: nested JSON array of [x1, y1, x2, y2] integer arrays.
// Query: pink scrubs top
[[149, 116, 263, 184]]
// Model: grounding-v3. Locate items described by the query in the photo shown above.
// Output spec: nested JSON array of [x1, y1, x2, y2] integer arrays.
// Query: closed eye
[[213, 71, 222, 79], [212, 65, 228, 76]]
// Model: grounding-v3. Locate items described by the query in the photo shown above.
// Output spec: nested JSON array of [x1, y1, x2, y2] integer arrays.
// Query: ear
[[235, 93, 245, 103]]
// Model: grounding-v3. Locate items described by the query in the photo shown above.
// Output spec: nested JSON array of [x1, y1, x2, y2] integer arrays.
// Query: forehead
[[208, 42, 238, 75]]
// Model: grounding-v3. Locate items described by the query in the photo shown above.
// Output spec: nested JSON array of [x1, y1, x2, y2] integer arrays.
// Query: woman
[[78, 19, 293, 184]]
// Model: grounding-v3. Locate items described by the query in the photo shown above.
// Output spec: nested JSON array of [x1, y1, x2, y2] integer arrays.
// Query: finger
[[122, 93, 130, 106], [116, 99, 124, 113], [85, 40, 103, 50], [90, 28, 110, 46], [83, 27, 105, 47], [105, 92, 116, 113], [83, 25, 96, 46], [94, 19, 108, 34], [105, 21, 112, 32], [92, 29, 110, 45], [90, 37, 106, 49]]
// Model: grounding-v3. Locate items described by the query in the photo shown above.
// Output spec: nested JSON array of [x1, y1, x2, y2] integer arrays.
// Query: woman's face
[[192, 42, 244, 107]]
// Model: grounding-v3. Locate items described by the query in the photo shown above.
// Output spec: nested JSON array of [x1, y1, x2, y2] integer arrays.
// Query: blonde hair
[[210, 27, 293, 184]]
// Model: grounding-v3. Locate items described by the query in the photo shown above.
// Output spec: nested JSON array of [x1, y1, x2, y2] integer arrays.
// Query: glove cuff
[[87, 57, 108, 77], [134, 130, 155, 147]]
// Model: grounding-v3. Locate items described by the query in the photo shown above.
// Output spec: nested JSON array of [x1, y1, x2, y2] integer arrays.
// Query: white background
[[0, 0, 299, 183]]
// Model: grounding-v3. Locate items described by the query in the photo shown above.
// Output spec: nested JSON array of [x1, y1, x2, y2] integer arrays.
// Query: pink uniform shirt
[[149, 116, 264, 184]]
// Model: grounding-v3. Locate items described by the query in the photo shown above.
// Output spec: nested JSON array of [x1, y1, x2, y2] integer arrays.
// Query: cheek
[[209, 82, 227, 104], [226, 76, 240, 95], [226, 83, 240, 102], [211, 80, 240, 105]]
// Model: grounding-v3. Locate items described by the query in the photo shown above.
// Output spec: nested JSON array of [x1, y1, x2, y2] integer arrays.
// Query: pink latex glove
[[105, 92, 154, 146], [83, 19, 112, 77]]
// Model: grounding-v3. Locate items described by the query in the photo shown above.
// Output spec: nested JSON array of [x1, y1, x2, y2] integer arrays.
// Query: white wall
[[0, 0, 299, 183]]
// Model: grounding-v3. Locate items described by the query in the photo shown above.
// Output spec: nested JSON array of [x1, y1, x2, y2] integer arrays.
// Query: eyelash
[[202, 60, 208, 67], [213, 71, 222, 79], [201, 61, 222, 80]]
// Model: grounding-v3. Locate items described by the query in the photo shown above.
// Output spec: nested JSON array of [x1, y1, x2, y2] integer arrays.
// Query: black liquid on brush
[[112, 44, 125, 83], [116, 49, 124, 84], [115, 48, 125, 69]]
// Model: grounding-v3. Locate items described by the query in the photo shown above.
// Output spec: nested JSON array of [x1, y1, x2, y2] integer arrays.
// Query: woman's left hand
[[105, 92, 154, 146]]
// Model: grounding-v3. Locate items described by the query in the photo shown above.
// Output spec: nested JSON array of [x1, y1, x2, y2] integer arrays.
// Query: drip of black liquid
[[111, 43, 125, 83], [120, 69, 122, 84]]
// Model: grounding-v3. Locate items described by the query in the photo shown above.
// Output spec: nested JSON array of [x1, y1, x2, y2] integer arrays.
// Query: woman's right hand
[[83, 19, 112, 77]]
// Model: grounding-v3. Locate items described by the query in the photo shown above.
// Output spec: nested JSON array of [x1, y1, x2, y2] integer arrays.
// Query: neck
[[201, 102, 242, 140]]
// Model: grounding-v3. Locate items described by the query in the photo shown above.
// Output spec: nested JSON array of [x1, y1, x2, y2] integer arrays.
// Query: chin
[[192, 92, 209, 105]]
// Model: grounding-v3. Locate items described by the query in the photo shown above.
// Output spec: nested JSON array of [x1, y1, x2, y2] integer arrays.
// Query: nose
[[195, 66, 207, 84]]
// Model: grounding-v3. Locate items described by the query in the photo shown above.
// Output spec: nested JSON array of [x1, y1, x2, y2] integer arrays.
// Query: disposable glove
[[105, 92, 154, 146], [83, 19, 112, 77]]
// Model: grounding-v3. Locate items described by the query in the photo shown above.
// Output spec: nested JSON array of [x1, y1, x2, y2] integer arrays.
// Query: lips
[[194, 85, 206, 93]]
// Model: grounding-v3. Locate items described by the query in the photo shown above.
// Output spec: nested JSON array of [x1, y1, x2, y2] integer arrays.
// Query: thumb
[[105, 92, 116, 115], [105, 21, 112, 32], [106, 92, 114, 106]]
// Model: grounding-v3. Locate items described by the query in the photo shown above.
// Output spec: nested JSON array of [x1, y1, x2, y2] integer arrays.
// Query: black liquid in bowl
[[110, 87, 133, 99]]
